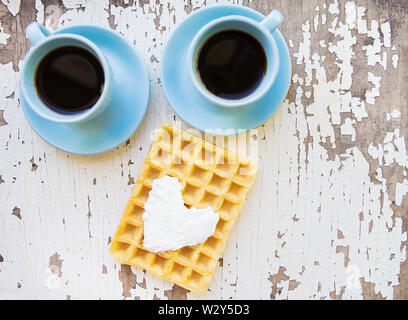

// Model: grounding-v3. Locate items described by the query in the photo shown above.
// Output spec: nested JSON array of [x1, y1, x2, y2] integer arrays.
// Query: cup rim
[[187, 15, 280, 108], [21, 33, 111, 124]]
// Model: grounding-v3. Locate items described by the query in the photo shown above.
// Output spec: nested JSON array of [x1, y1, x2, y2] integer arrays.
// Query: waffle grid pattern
[[109, 123, 257, 293]]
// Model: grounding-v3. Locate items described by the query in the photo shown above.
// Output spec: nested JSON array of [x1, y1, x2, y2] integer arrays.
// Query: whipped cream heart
[[142, 176, 219, 252]]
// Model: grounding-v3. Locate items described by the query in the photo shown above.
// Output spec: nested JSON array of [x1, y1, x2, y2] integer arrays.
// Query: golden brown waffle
[[109, 123, 257, 293]]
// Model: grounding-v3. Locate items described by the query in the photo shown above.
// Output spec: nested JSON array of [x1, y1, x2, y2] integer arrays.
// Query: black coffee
[[197, 30, 266, 100], [35, 46, 104, 114]]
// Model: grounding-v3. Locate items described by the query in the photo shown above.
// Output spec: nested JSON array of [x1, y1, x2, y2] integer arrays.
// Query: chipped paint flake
[[386, 109, 401, 121], [340, 118, 356, 141], [263, 1, 406, 300], [357, 6, 367, 34], [392, 54, 399, 68], [328, 0, 340, 15], [314, 12, 319, 32], [380, 22, 391, 48], [321, 13, 326, 25], [35, 0, 44, 24], [0, 20, 11, 44], [345, 2, 356, 29], [396, 180, 408, 206], [1, 0, 21, 16], [365, 72, 381, 104], [390, 109, 401, 119], [362, 20, 387, 70], [46, 253, 63, 290]]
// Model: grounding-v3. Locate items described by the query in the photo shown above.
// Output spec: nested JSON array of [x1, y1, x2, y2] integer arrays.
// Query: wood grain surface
[[0, 0, 407, 300]]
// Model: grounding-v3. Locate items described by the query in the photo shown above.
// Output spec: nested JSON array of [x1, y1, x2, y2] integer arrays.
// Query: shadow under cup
[[188, 15, 280, 108], [22, 34, 112, 124]]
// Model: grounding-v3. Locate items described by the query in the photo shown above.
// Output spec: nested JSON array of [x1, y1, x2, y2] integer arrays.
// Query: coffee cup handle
[[26, 22, 50, 46], [260, 10, 283, 33]]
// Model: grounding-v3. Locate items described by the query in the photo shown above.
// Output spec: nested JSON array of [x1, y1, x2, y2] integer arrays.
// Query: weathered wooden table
[[0, 0, 407, 300]]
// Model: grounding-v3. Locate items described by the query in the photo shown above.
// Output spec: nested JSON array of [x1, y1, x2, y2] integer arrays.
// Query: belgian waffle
[[109, 123, 257, 293]]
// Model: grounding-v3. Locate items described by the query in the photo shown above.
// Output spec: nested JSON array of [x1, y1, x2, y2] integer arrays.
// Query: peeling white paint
[[59, 0, 111, 27], [1, 0, 20, 16], [345, 2, 356, 29], [366, 72, 381, 105], [0, 20, 11, 44], [35, 0, 44, 25], [356, 6, 367, 34], [340, 118, 356, 141], [314, 12, 319, 32], [396, 180, 408, 206], [391, 109, 401, 119], [363, 20, 387, 70], [262, 0, 405, 300], [392, 54, 399, 68], [380, 22, 391, 48], [386, 109, 401, 121], [369, 129, 408, 168], [329, 0, 340, 15], [322, 13, 326, 25], [130, 266, 174, 300]]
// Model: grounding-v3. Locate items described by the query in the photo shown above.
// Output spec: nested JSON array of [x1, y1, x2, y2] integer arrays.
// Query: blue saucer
[[21, 25, 150, 155], [161, 5, 291, 135]]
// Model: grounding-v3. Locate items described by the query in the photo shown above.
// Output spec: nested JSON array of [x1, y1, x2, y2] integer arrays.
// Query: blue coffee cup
[[187, 10, 283, 108], [21, 22, 112, 124]]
